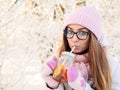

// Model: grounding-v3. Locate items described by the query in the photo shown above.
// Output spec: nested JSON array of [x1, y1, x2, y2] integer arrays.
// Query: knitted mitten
[[41, 56, 59, 89], [67, 63, 88, 90]]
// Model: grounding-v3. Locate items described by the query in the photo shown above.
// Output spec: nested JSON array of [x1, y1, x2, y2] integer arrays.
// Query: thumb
[[47, 56, 58, 71]]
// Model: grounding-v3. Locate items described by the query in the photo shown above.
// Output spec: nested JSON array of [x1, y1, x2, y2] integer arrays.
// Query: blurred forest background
[[0, 0, 120, 90]]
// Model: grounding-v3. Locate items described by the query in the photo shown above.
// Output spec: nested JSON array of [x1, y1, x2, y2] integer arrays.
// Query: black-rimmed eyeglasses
[[64, 28, 90, 40]]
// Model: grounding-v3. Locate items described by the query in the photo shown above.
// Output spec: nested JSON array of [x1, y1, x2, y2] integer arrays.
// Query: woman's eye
[[67, 30, 73, 34], [78, 31, 88, 35]]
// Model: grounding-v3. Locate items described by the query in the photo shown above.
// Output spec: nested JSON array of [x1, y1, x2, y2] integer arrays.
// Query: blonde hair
[[58, 33, 112, 90]]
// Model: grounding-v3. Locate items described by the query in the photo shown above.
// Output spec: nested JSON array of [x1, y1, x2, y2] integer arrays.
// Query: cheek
[[67, 39, 72, 46], [77, 40, 89, 53], [84, 40, 89, 47], [67, 39, 74, 49], [82, 40, 89, 49]]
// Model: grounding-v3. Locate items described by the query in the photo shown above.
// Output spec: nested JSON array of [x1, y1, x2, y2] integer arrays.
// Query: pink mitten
[[41, 56, 59, 89], [67, 63, 88, 90]]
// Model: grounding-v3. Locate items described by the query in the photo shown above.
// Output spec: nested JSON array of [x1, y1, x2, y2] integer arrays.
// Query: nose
[[72, 34, 79, 42]]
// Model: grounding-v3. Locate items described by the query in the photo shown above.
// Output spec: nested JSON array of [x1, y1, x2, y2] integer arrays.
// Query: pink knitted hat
[[64, 6, 102, 42]]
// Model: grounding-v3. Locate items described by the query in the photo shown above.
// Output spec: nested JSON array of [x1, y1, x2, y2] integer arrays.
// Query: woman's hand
[[41, 56, 59, 89], [67, 63, 89, 90]]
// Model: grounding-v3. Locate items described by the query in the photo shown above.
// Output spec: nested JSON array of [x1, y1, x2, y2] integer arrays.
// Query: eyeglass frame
[[63, 27, 90, 40]]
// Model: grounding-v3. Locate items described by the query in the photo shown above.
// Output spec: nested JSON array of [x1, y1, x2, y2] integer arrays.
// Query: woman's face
[[66, 24, 90, 53]]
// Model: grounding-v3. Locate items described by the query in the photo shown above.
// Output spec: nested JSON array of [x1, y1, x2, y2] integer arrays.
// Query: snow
[[0, 0, 120, 90]]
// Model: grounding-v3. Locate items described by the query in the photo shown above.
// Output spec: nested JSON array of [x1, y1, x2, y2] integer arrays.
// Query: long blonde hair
[[58, 33, 112, 90]]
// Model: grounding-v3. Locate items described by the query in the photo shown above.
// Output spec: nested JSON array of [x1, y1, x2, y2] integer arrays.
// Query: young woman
[[41, 6, 120, 90]]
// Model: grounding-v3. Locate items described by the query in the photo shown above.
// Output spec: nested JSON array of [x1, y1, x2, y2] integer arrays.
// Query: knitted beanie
[[64, 6, 102, 42]]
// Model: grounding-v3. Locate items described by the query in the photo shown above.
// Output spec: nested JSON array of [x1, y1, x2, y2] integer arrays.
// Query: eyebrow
[[67, 26, 86, 31], [67, 26, 73, 30]]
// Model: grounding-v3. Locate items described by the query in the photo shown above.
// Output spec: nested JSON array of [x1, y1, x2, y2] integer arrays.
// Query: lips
[[72, 45, 79, 49], [71, 46, 80, 52]]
